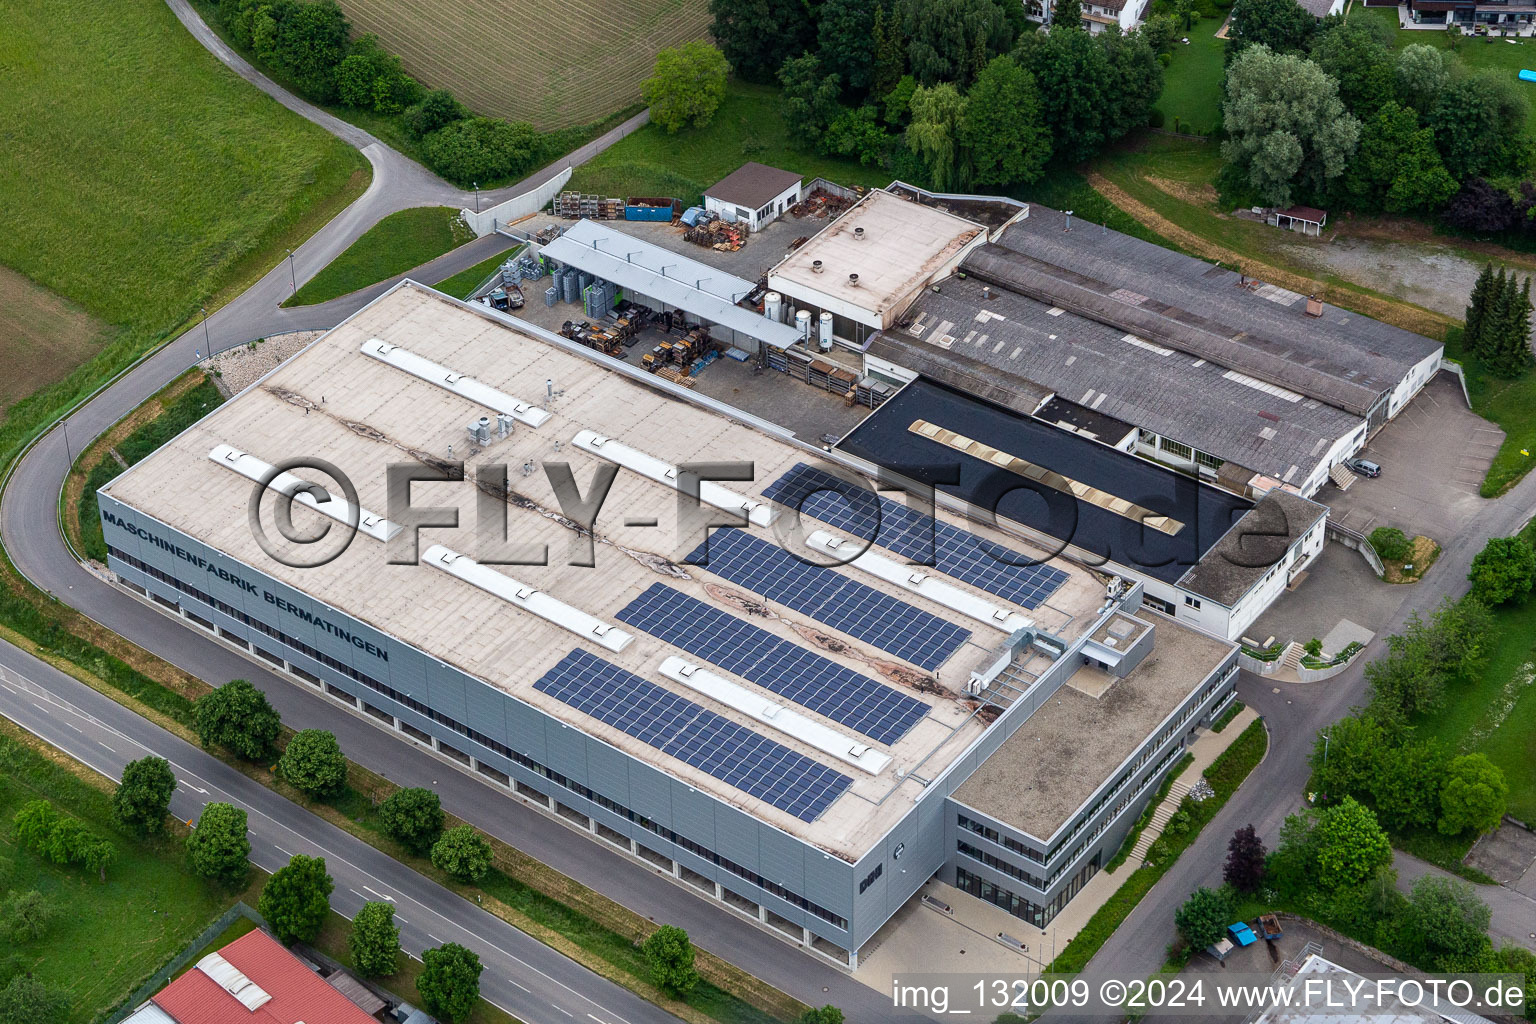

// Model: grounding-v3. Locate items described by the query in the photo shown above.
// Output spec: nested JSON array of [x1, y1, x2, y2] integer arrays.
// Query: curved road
[[1, 5, 899, 1023]]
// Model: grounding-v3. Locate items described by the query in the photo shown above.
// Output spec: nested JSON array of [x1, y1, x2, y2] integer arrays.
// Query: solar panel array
[[685, 529, 970, 670], [761, 463, 1071, 610], [535, 649, 852, 822], [616, 584, 929, 745]]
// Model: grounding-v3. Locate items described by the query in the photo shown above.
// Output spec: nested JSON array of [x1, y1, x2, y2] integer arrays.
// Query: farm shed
[[1267, 205, 1327, 236], [705, 162, 804, 231]]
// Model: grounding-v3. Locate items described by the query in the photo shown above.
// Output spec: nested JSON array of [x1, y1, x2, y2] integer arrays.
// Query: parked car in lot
[[1346, 457, 1381, 477]]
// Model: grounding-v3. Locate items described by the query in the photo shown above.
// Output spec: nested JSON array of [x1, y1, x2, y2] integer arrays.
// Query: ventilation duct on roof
[[360, 339, 550, 427], [208, 445, 399, 542], [571, 430, 773, 527]]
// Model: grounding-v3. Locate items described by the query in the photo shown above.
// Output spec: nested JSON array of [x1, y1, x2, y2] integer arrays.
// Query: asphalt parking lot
[[1318, 372, 1502, 543]]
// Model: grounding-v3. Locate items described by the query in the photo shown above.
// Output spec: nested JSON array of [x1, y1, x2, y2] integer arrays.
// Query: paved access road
[[0, 640, 676, 1024]]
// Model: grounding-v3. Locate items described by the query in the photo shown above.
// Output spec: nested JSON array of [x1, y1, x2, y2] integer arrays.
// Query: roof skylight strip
[[422, 545, 633, 653], [208, 445, 399, 543], [571, 429, 773, 528], [360, 339, 551, 426]]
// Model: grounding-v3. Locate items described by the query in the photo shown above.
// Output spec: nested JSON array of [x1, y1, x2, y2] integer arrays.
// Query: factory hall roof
[[1178, 488, 1327, 606], [541, 220, 802, 349], [705, 161, 804, 209], [953, 614, 1233, 841], [769, 189, 984, 324], [874, 271, 1365, 484], [104, 284, 1110, 860], [837, 377, 1254, 586], [984, 206, 1442, 416]]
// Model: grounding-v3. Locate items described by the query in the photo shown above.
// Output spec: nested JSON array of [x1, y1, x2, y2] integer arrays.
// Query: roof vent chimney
[[496, 412, 515, 439], [983, 285, 992, 300], [811, 259, 824, 274], [853, 226, 866, 241], [467, 416, 491, 446], [848, 273, 860, 288]]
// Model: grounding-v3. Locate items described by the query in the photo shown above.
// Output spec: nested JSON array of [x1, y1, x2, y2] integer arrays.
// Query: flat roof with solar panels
[[100, 283, 1112, 861]]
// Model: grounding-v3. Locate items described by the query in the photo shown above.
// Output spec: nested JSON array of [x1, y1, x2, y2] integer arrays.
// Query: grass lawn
[[1408, 592, 1536, 822], [1153, 15, 1227, 135], [431, 244, 525, 299], [0, 722, 237, 1023], [0, 0, 367, 462], [285, 207, 475, 306], [1447, 322, 1536, 496], [568, 82, 896, 208]]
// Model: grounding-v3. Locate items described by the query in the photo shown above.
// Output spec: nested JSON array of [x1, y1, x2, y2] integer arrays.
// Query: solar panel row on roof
[[615, 584, 929, 745], [686, 528, 971, 670], [761, 463, 1070, 609], [535, 649, 853, 822]]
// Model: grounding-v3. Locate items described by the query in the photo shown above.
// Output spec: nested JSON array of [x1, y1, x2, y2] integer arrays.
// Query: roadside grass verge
[[569, 82, 894, 207], [0, 718, 240, 1024], [68, 370, 226, 563], [1211, 702, 1244, 733], [283, 207, 475, 307], [432, 244, 526, 300], [1444, 326, 1536, 497], [1047, 719, 1269, 974]]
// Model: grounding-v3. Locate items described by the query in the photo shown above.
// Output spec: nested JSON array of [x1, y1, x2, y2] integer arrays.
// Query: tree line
[[212, 0, 545, 186], [705, 0, 1166, 190], [1219, 0, 1530, 225]]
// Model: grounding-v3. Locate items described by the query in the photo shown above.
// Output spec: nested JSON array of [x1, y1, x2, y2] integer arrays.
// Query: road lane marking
[[363, 885, 395, 902], [553, 1006, 573, 1016]]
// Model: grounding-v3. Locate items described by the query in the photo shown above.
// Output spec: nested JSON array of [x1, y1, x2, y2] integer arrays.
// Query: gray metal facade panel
[[670, 786, 720, 849], [584, 740, 632, 800], [462, 679, 509, 748], [424, 666, 471, 732], [713, 805, 760, 865], [758, 826, 807, 893], [543, 723, 592, 787], [625, 762, 675, 822]]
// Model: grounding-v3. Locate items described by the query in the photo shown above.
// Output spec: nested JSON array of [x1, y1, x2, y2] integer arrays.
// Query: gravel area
[[203, 331, 322, 397]]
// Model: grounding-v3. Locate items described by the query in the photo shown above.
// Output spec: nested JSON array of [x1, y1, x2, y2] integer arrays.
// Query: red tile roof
[[153, 930, 378, 1024], [1276, 205, 1327, 223]]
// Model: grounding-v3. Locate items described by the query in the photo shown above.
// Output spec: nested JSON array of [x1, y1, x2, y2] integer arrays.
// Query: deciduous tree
[[423, 118, 542, 187], [379, 787, 445, 855], [906, 0, 1015, 86], [1409, 876, 1491, 958], [1468, 535, 1536, 605], [1395, 44, 1448, 113], [642, 42, 730, 133], [1174, 886, 1232, 949], [818, 0, 880, 91], [1226, 0, 1317, 57], [1429, 72, 1528, 181], [1309, 20, 1395, 116], [349, 901, 401, 978], [641, 924, 700, 995], [0, 891, 51, 944], [1342, 102, 1455, 214], [1312, 797, 1391, 891], [113, 756, 175, 836], [1018, 27, 1110, 163], [780, 54, 844, 149], [905, 82, 969, 190], [1223, 825, 1267, 892], [710, 0, 812, 82], [259, 854, 334, 945], [278, 729, 348, 798], [194, 679, 281, 762], [187, 802, 251, 886], [1221, 45, 1359, 207], [430, 825, 493, 882], [958, 57, 1050, 186], [1438, 754, 1508, 836], [418, 943, 483, 1024], [0, 974, 70, 1024]]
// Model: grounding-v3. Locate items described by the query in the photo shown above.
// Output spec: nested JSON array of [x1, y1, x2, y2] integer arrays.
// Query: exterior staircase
[[1125, 778, 1195, 864], [1279, 641, 1305, 672], [1328, 461, 1356, 490]]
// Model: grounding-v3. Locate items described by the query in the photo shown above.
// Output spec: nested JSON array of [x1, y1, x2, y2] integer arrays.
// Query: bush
[[1174, 886, 1233, 949], [1409, 875, 1491, 959], [0, 891, 51, 943], [278, 729, 348, 798], [1438, 753, 1508, 836], [424, 118, 542, 187], [1370, 526, 1412, 562], [379, 787, 445, 855], [1468, 534, 1536, 606], [430, 825, 492, 882], [403, 89, 468, 139]]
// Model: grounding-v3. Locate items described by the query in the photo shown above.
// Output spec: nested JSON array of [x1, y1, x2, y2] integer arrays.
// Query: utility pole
[[201, 305, 211, 355], [285, 248, 297, 296]]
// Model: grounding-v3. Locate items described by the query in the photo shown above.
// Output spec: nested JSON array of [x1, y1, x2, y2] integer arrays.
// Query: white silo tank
[[818, 311, 834, 352], [765, 291, 783, 324], [795, 309, 812, 343]]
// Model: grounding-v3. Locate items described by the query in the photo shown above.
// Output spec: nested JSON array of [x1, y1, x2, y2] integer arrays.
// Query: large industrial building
[[100, 283, 1242, 967]]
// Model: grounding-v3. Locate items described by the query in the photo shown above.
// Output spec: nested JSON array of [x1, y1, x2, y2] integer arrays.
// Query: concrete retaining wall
[[462, 167, 572, 236], [1238, 652, 1283, 676], [1326, 524, 1385, 578]]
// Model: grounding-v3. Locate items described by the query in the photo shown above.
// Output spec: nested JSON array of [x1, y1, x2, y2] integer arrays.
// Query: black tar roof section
[[837, 378, 1253, 585], [1178, 488, 1328, 605], [877, 272, 1364, 483], [987, 206, 1442, 416], [705, 162, 804, 210]]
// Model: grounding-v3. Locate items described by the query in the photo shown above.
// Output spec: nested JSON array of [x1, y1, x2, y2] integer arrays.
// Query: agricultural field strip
[[340, 0, 709, 127]]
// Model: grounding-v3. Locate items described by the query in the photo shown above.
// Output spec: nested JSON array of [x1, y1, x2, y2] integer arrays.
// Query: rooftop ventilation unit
[[804, 529, 1033, 633], [195, 952, 271, 1012], [422, 545, 633, 653], [811, 259, 824, 274], [496, 413, 515, 439], [571, 430, 772, 528], [848, 273, 860, 288], [467, 416, 491, 446], [658, 656, 891, 774], [208, 445, 399, 542], [853, 226, 865, 241], [360, 339, 550, 427]]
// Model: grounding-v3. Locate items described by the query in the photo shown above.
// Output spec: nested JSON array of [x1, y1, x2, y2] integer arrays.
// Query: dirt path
[[1086, 171, 1457, 339]]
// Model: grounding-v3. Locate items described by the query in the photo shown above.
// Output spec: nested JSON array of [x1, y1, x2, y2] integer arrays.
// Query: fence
[[104, 902, 267, 1023]]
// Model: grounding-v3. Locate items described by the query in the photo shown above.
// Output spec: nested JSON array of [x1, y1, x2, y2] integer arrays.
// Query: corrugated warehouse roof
[[152, 930, 377, 1024], [541, 220, 803, 349], [986, 207, 1442, 416], [877, 272, 1364, 483]]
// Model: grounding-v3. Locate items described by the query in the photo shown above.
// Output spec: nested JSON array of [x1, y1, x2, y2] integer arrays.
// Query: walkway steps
[[1328, 462, 1356, 491]]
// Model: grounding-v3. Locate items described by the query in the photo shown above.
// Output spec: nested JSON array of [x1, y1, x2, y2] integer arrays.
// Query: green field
[[0, 0, 366, 459], [568, 82, 897, 207], [284, 207, 474, 306], [1152, 16, 1227, 135], [0, 726, 234, 1023]]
